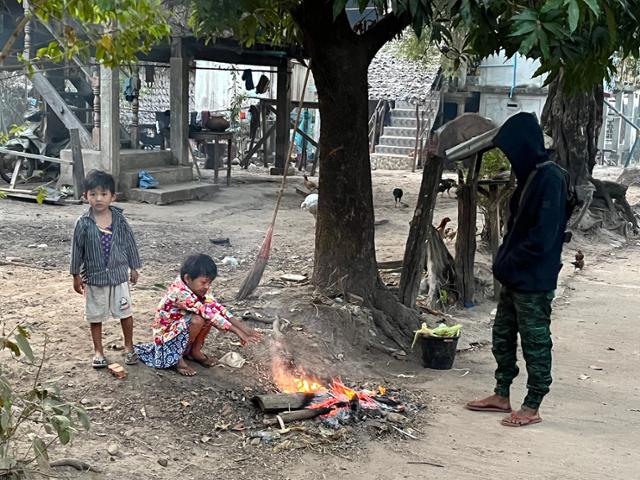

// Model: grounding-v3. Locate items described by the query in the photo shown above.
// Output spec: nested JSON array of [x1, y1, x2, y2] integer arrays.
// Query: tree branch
[[363, 11, 411, 61]]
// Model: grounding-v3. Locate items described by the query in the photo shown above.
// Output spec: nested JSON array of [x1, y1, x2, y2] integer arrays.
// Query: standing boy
[[465, 113, 570, 427], [70, 170, 141, 368]]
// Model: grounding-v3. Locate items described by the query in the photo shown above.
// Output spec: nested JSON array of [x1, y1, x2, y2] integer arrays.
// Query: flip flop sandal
[[501, 415, 542, 427], [92, 357, 108, 369], [465, 404, 512, 413], [185, 353, 216, 368], [124, 351, 139, 365]]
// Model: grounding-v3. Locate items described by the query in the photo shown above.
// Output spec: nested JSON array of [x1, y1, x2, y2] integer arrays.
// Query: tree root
[[50, 458, 103, 473], [370, 284, 426, 351]]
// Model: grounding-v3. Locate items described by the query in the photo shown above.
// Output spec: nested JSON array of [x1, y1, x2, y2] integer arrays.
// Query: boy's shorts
[[85, 282, 133, 323]]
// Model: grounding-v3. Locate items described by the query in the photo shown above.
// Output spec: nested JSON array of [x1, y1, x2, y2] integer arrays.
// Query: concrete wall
[[479, 52, 547, 89], [479, 93, 546, 126]]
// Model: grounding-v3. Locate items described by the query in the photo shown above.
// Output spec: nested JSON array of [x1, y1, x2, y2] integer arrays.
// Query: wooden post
[[398, 152, 444, 308], [70, 129, 85, 200], [412, 103, 420, 172], [274, 60, 292, 174], [227, 137, 232, 186], [488, 183, 502, 300], [92, 66, 101, 148], [454, 153, 482, 306], [130, 65, 141, 149], [100, 65, 120, 180], [170, 37, 189, 165], [261, 102, 269, 167]]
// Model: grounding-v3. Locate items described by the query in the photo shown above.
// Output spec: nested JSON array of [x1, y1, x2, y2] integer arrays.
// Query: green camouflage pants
[[492, 287, 555, 409]]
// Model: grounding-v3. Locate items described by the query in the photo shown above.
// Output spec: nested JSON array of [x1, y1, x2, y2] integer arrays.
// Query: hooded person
[[465, 112, 570, 427]]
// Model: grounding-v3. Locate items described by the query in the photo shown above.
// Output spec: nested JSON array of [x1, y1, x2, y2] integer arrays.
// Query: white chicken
[[301, 193, 318, 219]]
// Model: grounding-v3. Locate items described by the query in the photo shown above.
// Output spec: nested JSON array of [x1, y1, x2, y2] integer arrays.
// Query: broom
[[237, 64, 312, 300]]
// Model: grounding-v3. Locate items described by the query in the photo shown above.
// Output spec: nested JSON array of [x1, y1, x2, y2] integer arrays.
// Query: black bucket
[[420, 335, 459, 370]]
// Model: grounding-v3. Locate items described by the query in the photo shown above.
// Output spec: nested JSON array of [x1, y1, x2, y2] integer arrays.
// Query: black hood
[[493, 112, 548, 182]]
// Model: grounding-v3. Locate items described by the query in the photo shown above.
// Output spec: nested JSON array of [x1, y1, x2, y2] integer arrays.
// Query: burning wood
[[253, 378, 404, 428], [251, 393, 315, 413]]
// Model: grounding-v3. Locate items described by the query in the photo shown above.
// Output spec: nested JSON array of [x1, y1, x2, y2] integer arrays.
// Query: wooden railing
[[368, 99, 388, 153]]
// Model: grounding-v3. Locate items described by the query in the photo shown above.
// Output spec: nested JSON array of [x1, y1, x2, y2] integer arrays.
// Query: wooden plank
[[274, 61, 292, 172], [30, 70, 94, 149], [69, 129, 85, 200], [0, 147, 73, 165]]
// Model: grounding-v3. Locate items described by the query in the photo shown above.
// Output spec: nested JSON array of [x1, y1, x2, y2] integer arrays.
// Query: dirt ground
[[1, 166, 638, 479]]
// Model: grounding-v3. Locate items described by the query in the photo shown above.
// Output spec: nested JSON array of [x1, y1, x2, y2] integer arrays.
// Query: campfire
[[252, 370, 405, 428]]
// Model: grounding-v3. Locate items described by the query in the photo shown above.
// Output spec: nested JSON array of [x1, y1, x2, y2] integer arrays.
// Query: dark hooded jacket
[[492, 112, 569, 292]]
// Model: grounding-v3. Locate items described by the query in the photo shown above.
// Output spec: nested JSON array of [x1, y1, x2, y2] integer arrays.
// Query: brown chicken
[[436, 217, 451, 238], [571, 250, 585, 270], [303, 175, 318, 192]]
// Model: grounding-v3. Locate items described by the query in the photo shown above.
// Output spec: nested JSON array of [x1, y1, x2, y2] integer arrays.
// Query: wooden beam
[[30, 70, 94, 149], [0, 147, 73, 165], [100, 66, 120, 178], [170, 37, 190, 165], [69, 129, 85, 200], [274, 60, 292, 173]]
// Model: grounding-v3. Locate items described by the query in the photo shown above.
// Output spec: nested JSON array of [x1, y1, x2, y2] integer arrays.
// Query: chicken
[[438, 178, 457, 196], [444, 227, 457, 242], [301, 193, 318, 219], [393, 187, 403, 207], [571, 250, 585, 271], [436, 217, 451, 237], [303, 174, 318, 192]]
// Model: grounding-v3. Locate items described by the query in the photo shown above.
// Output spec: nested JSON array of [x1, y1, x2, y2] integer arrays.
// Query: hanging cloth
[[242, 69, 255, 90]]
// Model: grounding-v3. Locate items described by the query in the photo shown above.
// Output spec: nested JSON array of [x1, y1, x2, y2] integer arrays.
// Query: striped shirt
[[70, 206, 141, 286]]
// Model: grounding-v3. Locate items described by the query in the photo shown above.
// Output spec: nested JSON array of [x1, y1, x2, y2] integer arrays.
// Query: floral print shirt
[[152, 277, 232, 345]]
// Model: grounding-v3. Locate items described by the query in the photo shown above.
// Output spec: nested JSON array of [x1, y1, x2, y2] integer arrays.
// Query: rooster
[[303, 175, 318, 192], [571, 250, 584, 271], [438, 178, 457, 196], [301, 193, 318, 219], [393, 187, 403, 207], [436, 217, 451, 237]]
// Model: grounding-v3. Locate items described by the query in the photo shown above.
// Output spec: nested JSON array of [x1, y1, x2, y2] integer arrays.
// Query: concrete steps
[[128, 181, 219, 205], [370, 153, 414, 170], [119, 165, 193, 190], [369, 103, 423, 170], [120, 150, 174, 169]]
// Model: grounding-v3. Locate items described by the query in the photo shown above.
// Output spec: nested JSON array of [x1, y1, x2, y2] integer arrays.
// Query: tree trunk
[[398, 152, 443, 308], [541, 71, 604, 189], [294, 3, 422, 348], [307, 40, 377, 299], [454, 155, 482, 306]]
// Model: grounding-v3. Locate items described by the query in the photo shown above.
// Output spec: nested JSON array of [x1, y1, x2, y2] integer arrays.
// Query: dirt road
[[285, 245, 640, 480]]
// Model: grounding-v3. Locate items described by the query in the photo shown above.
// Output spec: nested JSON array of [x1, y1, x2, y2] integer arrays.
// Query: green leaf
[[582, 0, 601, 16], [76, 407, 91, 431], [541, 0, 564, 13], [33, 436, 50, 470], [568, 0, 580, 32], [14, 333, 34, 363], [538, 28, 551, 58], [509, 21, 536, 37], [332, 0, 349, 20], [512, 9, 539, 22], [519, 31, 538, 55]]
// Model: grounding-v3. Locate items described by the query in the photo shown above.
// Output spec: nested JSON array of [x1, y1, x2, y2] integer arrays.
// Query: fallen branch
[[50, 458, 103, 473], [407, 460, 445, 468], [262, 407, 332, 425]]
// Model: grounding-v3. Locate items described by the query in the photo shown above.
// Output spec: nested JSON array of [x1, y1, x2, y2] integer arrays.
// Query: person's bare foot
[[465, 394, 512, 413], [501, 406, 542, 427], [185, 352, 216, 368], [176, 357, 196, 376]]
